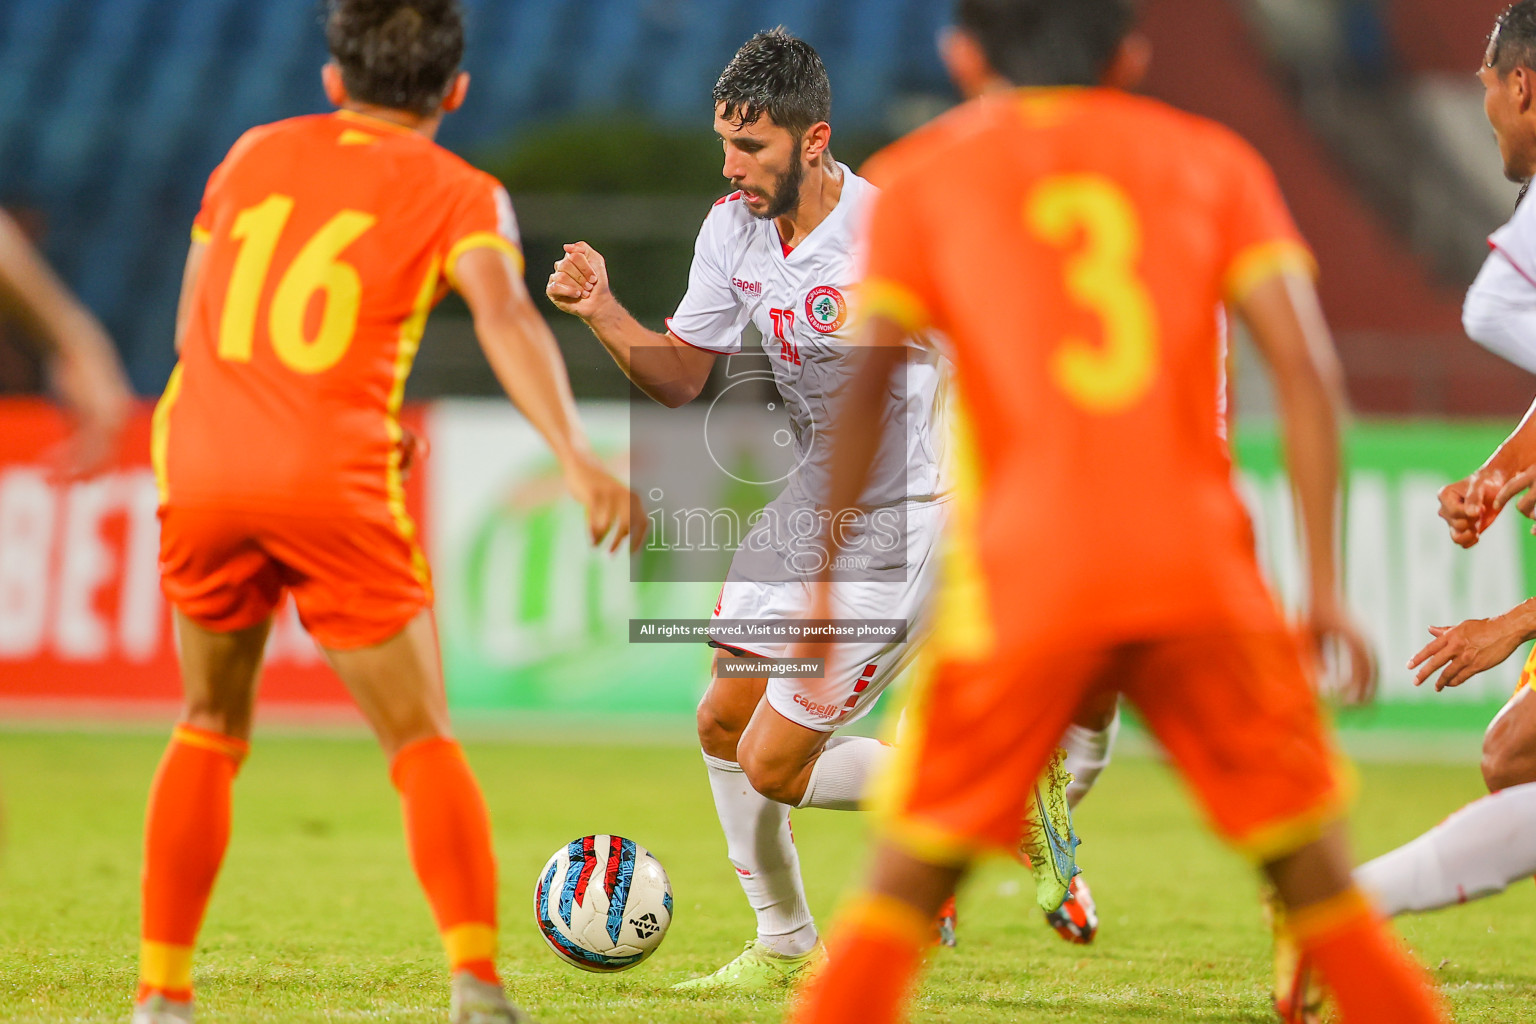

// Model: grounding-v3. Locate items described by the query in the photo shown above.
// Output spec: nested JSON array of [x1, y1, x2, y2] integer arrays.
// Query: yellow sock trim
[[1286, 887, 1374, 946], [443, 922, 497, 967], [140, 940, 194, 991], [837, 892, 933, 947], [172, 724, 249, 765]]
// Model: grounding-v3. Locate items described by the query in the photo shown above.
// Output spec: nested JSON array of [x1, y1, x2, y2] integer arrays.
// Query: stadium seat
[[0, 0, 951, 392]]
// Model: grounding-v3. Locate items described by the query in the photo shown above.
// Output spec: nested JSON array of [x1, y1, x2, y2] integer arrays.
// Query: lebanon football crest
[[805, 285, 847, 334]]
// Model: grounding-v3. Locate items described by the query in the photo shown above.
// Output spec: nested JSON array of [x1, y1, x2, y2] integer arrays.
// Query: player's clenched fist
[[1438, 471, 1503, 548], [546, 241, 613, 320], [562, 454, 648, 554]]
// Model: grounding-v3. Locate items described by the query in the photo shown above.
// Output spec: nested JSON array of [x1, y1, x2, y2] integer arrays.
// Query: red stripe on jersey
[[664, 318, 728, 354], [714, 190, 743, 207], [1491, 242, 1536, 291]]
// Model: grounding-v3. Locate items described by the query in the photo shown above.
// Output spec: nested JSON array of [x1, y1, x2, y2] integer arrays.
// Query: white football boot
[[450, 972, 535, 1024], [129, 993, 193, 1024]]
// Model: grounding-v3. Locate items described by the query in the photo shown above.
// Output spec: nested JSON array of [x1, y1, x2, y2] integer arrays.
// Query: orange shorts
[[159, 505, 432, 650], [877, 629, 1349, 865]]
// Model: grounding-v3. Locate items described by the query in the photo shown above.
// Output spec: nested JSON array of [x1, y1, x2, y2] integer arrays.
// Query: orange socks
[[791, 892, 931, 1024], [391, 737, 500, 984], [138, 724, 248, 1004], [1289, 888, 1449, 1024], [138, 730, 501, 1001]]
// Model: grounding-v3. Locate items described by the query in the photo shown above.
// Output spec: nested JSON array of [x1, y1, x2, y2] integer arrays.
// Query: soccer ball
[[533, 835, 673, 972]]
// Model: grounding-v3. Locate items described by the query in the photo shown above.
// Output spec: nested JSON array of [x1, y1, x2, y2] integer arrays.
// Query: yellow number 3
[[217, 193, 377, 374], [1026, 175, 1158, 414]]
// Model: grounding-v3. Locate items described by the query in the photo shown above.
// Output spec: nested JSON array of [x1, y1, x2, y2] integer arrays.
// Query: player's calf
[[695, 671, 764, 763], [1355, 780, 1536, 916]]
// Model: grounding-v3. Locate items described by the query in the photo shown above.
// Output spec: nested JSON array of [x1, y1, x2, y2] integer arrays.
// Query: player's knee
[[696, 698, 743, 761], [1481, 741, 1536, 792], [370, 708, 449, 761], [738, 748, 804, 805]]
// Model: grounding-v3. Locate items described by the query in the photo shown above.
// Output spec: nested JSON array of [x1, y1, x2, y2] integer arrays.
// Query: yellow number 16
[[216, 193, 377, 374], [1026, 174, 1159, 414]]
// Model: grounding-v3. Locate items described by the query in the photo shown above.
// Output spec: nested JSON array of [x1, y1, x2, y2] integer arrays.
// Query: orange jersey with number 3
[[861, 88, 1314, 645], [154, 110, 521, 515]]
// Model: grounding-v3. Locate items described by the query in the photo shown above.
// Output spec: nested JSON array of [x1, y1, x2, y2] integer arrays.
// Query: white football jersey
[[666, 165, 946, 508], [1466, 193, 1536, 374]]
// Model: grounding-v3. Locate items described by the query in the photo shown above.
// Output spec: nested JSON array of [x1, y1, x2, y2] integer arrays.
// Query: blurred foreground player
[[134, 3, 641, 1022], [789, 2, 1449, 1023]]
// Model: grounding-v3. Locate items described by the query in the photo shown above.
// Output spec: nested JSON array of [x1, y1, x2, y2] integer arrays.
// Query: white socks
[[703, 752, 817, 956], [1061, 710, 1119, 808], [1356, 781, 1536, 917], [798, 735, 892, 811]]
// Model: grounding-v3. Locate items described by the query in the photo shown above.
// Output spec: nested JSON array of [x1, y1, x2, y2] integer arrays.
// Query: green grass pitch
[[1, 728, 1533, 1022]]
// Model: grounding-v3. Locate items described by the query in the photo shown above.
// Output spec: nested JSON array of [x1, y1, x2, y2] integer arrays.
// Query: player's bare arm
[[0, 209, 132, 477], [546, 240, 716, 408], [456, 246, 645, 552], [1237, 270, 1376, 703], [1440, 397, 1536, 547], [1407, 602, 1536, 691]]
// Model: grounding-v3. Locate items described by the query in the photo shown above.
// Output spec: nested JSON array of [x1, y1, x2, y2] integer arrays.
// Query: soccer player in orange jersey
[[788, 2, 1450, 1023], [134, 3, 641, 1023]]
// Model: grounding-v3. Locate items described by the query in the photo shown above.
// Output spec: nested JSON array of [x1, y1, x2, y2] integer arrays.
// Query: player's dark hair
[[713, 28, 832, 137], [325, 0, 465, 116], [955, 0, 1137, 88], [1490, 1, 1536, 76]]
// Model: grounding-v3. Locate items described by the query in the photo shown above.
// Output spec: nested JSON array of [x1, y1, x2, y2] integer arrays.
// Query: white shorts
[[708, 499, 947, 732]]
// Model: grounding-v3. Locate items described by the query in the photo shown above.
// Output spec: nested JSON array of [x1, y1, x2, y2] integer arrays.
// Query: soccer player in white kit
[[1274, 7, 1536, 1017], [547, 30, 1107, 989]]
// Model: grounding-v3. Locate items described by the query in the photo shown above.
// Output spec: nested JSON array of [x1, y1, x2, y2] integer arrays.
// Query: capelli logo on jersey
[[793, 693, 839, 719], [732, 278, 763, 297]]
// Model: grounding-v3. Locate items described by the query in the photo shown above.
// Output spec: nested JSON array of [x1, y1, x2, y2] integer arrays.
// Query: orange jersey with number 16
[[861, 88, 1315, 647], [154, 110, 521, 515]]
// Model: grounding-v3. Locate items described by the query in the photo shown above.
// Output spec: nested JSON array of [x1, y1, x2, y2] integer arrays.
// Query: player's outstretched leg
[[134, 613, 267, 1024], [327, 611, 529, 1024], [1356, 780, 1536, 916]]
